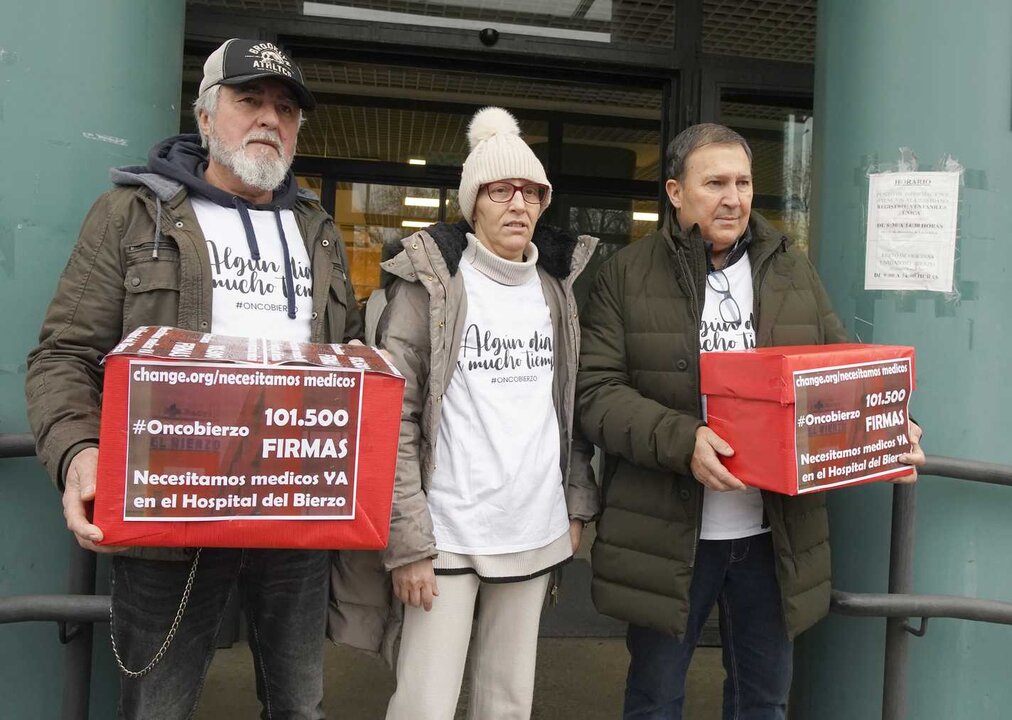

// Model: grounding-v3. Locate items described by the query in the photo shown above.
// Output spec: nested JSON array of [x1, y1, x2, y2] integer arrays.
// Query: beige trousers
[[385, 572, 551, 720]]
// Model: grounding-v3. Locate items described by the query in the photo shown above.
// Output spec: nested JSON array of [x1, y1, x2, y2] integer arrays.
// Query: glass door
[[719, 93, 814, 254]]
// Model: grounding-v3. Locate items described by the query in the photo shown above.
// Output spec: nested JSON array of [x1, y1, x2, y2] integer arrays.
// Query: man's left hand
[[890, 420, 925, 484]]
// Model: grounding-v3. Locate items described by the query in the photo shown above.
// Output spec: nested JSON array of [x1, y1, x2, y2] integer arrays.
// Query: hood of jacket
[[107, 133, 311, 320], [110, 133, 300, 210]]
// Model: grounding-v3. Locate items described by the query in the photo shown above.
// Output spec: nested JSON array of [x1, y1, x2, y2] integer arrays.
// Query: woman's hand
[[569, 518, 586, 554], [392, 558, 439, 611], [891, 420, 926, 484]]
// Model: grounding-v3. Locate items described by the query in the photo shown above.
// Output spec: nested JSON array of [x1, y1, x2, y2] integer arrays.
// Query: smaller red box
[[94, 326, 405, 549], [700, 344, 916, 495]]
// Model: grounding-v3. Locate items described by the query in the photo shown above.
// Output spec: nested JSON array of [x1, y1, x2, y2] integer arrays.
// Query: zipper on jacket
[[686, 233, 783, 573], [761, 492, 793, 634], [561, 287, 576, 491], [688, 498, 703, 569], [549, 564, 564, 608], [748, 236, 792, 632], [413, 230, 452, 476], [672, 242, 706, 570], [750, 236, 785, 340]]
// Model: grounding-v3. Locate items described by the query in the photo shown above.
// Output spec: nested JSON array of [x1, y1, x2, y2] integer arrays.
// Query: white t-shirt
[[427, 242, 569, 555], [192, 197, 313, 341], [698, 254, 769, 540]]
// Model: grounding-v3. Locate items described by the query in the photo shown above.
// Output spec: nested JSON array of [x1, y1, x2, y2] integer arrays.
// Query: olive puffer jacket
[[576, 210, 849, 640]]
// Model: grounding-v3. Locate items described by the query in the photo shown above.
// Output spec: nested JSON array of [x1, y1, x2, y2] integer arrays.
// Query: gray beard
[[207, 128, 293, 193]]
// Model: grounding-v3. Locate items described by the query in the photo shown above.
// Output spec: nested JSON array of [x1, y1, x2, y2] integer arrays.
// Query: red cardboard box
[[700, 344, 916, 495], [94, 326, 405, 549]]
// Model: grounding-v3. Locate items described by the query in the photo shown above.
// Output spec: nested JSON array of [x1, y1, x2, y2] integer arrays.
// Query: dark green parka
[[576, 210, 849, 640]]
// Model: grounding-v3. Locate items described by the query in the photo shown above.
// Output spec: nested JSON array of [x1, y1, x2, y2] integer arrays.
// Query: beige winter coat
[[328, 221, 599, 664]]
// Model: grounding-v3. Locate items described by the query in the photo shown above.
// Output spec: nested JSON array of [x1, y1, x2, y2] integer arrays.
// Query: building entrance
[[183, 54, 667, 306]]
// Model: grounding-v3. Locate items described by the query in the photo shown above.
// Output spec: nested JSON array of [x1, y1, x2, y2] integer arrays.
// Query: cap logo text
[[246, 43, 294, 78]]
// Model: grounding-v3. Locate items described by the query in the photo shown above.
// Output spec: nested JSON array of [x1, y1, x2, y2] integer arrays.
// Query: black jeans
[[624, 533, 793, 720], [111, 548, 329, 720]]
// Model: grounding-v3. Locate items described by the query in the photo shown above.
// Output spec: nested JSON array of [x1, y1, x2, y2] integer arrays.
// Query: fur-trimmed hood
[[380, 220, 595, 288]]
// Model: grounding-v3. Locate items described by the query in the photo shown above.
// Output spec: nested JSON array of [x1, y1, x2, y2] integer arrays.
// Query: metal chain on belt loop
[[110, 549, 202, 678]]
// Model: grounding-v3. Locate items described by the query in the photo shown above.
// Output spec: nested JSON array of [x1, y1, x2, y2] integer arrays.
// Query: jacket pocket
[[125, 238, 180, 266], [122, 245, 181, 331]]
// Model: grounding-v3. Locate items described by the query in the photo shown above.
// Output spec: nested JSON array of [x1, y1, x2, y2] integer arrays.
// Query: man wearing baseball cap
[[26, 39, 359, 718]]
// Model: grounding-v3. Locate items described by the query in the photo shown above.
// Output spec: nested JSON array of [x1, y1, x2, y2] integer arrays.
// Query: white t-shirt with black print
[[427, 237, 569, 555], [698, 253, 769, 540], [192, 197, 312, 342]]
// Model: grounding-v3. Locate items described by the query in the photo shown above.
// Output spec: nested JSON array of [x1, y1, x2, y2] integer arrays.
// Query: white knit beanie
[[458, 107, 552, 225]]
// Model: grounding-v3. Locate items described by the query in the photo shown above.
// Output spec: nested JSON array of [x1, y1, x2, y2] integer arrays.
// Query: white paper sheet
[[865, 171, 959, 292]]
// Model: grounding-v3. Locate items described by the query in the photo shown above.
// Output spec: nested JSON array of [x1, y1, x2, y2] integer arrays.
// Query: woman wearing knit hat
[[364, 106, 598, 718]]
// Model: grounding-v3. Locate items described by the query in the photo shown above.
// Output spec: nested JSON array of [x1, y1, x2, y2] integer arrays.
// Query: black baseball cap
[[199, 39, 316, 110]]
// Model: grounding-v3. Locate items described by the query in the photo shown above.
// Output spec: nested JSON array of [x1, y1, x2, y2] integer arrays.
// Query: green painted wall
[[793, 1, 1012, 718], [0, 1, 185, 716]]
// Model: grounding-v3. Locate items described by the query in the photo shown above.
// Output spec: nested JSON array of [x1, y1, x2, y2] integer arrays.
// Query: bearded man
[[25, 39, 360, 719]]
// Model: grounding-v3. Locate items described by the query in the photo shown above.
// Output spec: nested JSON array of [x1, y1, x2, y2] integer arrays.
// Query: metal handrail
[[920, 455, 1012, 486], [0, 433, 35, 459], [0, 595, 110, 624], [4, 436, 1012, 720], [1, 433, 104, 720], [831, 591, 1012, 625], [827, 455, 1012, 720]]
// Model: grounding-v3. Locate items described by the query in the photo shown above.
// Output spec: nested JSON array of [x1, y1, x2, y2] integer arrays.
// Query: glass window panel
[[296, 175, 323, 193], [295, 60, 664, 119], [294, 1, 675, 51], [181, 55, 659, 171], [333, 183, 444, 301], [297, 104, 546, 167], [445, 190, 463, 225], [557, 193, 657, 306], [562, 123, 661, 181], [721, 99, 813, 254], [300, 106, 470, 165], [702, 1, 816, 64]]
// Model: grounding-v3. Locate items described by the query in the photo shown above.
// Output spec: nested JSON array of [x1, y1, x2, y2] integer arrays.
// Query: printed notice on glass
[[865, 171, 959, 292]]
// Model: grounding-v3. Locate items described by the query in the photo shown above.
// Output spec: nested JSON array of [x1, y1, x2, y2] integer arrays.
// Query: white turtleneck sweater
[[426, 234, 570, 567]]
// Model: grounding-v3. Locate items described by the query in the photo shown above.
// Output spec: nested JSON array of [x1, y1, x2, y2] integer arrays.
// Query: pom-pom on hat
[[458, 107, 551, 225]]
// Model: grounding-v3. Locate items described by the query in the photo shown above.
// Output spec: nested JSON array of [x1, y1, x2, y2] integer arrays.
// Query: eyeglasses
[[706, 270, 742, 325], [483, 181, 547, 204]]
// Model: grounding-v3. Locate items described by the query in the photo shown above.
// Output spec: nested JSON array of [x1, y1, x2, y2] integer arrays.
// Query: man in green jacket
[[25, 40, 360, 719], [576, 123, 924, 719]]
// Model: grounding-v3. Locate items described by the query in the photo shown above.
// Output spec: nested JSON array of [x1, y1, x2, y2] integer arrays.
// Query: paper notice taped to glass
[[864, 171, 959, 292]]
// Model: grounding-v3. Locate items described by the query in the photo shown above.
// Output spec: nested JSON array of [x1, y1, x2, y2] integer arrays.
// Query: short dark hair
[[665, 123, 753, 182]]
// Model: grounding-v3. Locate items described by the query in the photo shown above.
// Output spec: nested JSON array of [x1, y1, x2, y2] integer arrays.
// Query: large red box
[[94, 326, 404, 549], [700, 344, 916, 495]]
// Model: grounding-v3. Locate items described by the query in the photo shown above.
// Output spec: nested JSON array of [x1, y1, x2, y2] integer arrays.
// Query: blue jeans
[[624, 533, 792, 720], [111, 549, 329, 720]]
